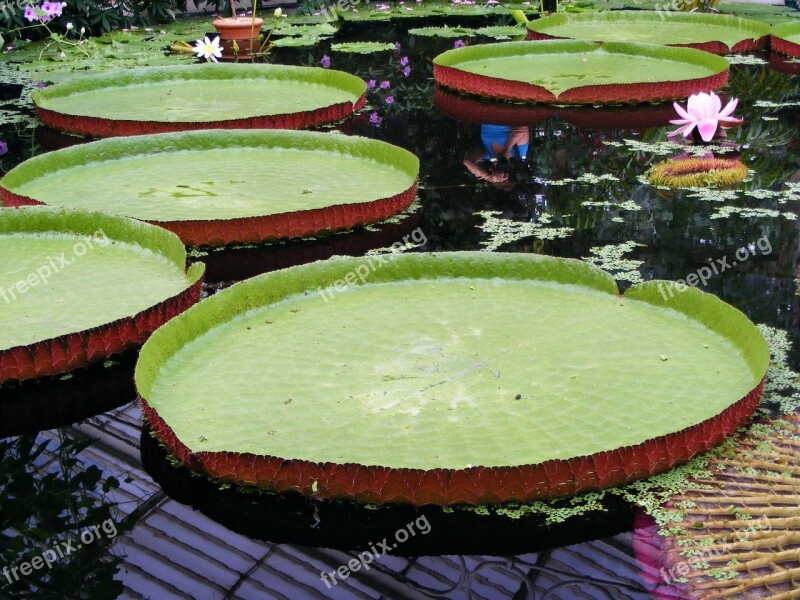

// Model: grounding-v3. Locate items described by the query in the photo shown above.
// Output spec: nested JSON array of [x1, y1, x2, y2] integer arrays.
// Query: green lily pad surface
[[528, 11, 769, 52], [137, 252, 768, 503], [0, 130, 419, 245], [32, 63, 366, 136], [0, 207, 203, 353], [433, 40, 729, 103]]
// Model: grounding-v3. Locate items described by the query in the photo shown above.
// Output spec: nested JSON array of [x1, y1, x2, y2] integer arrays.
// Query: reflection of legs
[[504, 127, 530, 160]]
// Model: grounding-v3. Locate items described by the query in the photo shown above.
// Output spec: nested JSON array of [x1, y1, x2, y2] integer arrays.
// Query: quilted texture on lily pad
[[136, 252, 768, 505]]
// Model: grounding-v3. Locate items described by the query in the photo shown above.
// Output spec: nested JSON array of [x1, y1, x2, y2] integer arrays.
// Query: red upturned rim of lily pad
[[0, 130, 420, 247], [0, 207, 204, 384], [2, 185, 417, 247], [525, 11, 770, 54], [432, 40, 730, 105], [140, 383, 763, 505], [770, 32, 800, 58], [433, 86, 676, 129], [32, 64, 367, 138], [136, 253, 769, 506]]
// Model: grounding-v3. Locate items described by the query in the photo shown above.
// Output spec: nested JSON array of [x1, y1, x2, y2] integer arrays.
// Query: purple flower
[[23, 6, 38, 21], [402, 66, 411, 77], [454, 39, 466, 48], [366, 79, 376, 89], [36, 80, 47, 88], [385, 95, 394, 104], [394, 41, 401, 52], [0, 141, 7, 156], [320, 55, 331, 68], [42, 1, 62, 16], [369, 112, 383, 127], [379, 80, 390, 89], [399, 56, 409, 66]]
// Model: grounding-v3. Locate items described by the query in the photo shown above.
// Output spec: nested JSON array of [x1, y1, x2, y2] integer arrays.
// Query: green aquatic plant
[[474, 210, 574, 251], [583, 241, 645, 284], [647, 157, 748, 189], [330, 41, 396, 53]]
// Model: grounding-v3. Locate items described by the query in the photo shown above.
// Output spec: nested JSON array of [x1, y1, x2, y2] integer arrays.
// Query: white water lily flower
[[193, 35, 223, 63], [274, 7, 282, 17]]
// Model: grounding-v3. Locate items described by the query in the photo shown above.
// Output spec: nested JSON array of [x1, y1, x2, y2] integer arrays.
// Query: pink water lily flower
[[668, 91, 743, 143]]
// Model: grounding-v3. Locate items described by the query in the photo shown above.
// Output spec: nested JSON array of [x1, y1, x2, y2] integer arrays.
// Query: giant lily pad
[[0, 207, 204, 384], [32, 64, 367, 138], [433, 40, 730, 105], [0, 130, 419, 247], [771, 22, 800, 58], [527, 12, 770, 54], [136, 252, 768, 506]]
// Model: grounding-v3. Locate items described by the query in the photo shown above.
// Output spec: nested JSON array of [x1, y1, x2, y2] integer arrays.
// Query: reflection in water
[[139, 425, 636, 556], [0, 352, 137, 438], [0, 431, 130, 599], [2, 17, 800, 600]]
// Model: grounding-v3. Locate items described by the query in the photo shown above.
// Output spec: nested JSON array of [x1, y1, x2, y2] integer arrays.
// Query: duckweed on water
[[582, 241, 645, 284], [474, 210, 574, 251]]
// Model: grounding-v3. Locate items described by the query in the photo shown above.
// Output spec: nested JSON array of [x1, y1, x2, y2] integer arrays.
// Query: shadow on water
[[140, 424, 636, 557]]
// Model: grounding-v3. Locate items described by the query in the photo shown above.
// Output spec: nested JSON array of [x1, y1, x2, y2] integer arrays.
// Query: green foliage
[[1, 0, 188, 42], [0, 432, 130, 599]]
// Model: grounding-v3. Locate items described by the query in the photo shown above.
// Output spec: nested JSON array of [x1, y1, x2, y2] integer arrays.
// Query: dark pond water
[[2, 12, 800, 600]]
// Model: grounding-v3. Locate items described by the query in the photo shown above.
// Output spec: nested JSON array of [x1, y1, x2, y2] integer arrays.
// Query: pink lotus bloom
[[668, 91, 743, 143]]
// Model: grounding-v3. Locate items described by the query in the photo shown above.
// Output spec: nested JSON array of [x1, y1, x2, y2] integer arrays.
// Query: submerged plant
[[668, 91, 743, 143]]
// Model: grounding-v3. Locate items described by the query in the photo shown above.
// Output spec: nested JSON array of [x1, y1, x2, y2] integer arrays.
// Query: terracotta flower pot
[[212, 16, 264, 59]]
